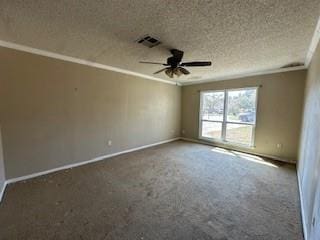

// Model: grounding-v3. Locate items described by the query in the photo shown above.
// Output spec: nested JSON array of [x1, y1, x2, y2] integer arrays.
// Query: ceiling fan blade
[[139, 61, 167, 65], [178, 67, 190, 75], [180, 61, 212, 67], [154, 68, 168, 74]]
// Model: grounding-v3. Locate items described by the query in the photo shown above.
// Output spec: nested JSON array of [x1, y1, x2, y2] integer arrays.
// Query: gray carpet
[[0, 140, 303, 240]]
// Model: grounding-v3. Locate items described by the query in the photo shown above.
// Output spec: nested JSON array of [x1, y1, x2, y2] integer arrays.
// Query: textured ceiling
[[0, 0, 320, 83]]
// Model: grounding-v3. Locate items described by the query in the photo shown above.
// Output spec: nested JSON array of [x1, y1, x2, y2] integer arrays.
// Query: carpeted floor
[[0, 140, 303, 240]]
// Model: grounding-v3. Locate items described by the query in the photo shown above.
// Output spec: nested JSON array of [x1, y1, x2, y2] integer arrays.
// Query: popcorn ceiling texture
[[0, 0, 319, 83]]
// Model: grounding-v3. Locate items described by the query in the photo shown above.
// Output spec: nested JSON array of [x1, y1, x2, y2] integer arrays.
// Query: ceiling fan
[[140, 49, 212, 78]]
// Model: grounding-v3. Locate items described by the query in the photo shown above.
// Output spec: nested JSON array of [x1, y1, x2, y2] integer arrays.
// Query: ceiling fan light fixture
[[165, 68, 174, 78], [140, 49, 212, 78], [174, 68, 183, 76]]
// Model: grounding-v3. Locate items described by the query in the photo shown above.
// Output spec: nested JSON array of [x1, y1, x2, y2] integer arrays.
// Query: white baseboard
[[5, 138, 180, 185], [0, 181, 7, 202], [0, 40, 179, 86], [180, 137, 295, 164], [297, 171, 308, 240]]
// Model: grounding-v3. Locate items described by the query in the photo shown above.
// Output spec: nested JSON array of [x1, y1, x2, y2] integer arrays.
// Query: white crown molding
[[0, 181, 7, 203], [181, 15, 320, 86], [0, 40, 180, 86], [305, 16, 320, 67], [181, 65, 307, 86], [1, 24, 317, 88]]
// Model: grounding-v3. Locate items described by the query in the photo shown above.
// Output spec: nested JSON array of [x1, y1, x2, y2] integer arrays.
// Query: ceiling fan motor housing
[[139, 48, 212, 78], [167, 49, 184, 67]]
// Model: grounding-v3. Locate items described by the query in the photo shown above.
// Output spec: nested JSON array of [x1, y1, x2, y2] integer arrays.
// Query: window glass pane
[[201, 92, 224, 121], [201, 121, 222, 139], [227, 89, 257, 123], [226, 123, 253, 145]]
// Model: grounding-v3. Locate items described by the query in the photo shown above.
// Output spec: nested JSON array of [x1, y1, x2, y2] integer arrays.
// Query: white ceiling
[[0, 0, 320, 84]]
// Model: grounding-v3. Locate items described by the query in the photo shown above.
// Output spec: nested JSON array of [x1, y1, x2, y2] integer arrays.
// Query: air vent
[[136, 35, 161, 48]]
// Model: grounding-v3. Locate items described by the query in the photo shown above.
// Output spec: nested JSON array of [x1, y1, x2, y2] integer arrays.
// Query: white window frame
[[199, 87, 259, 148]]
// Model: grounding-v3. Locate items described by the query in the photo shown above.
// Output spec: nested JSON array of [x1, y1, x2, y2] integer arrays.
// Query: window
[[199, 87, 258, 147]]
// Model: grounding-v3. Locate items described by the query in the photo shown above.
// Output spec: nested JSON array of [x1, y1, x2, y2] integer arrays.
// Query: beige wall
[[0, 47, 181, 179], [181, 70, 306, 162], [298, 41, 320, 240]]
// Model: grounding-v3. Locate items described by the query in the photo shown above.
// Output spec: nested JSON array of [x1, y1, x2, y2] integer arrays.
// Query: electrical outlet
[[277, 143, 282, 149], [108, 140, 112, 146], [182, 129, 185, 135]]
